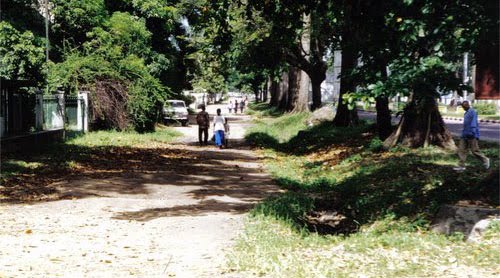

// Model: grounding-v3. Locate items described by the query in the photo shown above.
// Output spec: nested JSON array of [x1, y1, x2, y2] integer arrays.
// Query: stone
[[430, 205, 499, 240], [467, 218, 499, 243], [307, 105, 335, 126]]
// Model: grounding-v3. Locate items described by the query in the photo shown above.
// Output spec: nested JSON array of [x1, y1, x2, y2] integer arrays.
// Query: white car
[[163, 100, 189, 126]]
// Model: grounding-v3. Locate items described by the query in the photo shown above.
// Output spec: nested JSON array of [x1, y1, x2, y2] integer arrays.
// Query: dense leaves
[[0, 22, 45, 81]]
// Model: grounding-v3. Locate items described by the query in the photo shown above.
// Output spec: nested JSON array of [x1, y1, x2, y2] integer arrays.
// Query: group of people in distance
[[196, 105, 230, 149], [228, 97, 248, 114]]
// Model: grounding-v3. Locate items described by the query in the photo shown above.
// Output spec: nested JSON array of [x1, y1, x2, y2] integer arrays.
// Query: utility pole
[[45, 0, 49, 63], [45, 0, 50, 93], [463, 52, 468, 101]]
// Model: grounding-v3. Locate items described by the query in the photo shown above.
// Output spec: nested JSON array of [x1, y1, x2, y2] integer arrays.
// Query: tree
[[49, 11, 168, 132], [242, 0, 337, 111], [51, 0, 108, 60], [0, 22, 45, 81], [359, 0, 486, 148], [331, 0, 361, 127]]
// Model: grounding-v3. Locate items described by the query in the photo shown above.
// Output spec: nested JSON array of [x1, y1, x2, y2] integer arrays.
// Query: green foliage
[[47, 52, 116, 92], [127, 66, 167, 132], [49, 11, 169, 131], [103, 12, 152, 57], [367, 137, 384, 152], [350, 0, 495, 107], [191, 58, 227, 95], [51, 0, 108, 47], [473, 103, 497, 115], [0, 21, 45, 81], [2, 0, 46, 36]]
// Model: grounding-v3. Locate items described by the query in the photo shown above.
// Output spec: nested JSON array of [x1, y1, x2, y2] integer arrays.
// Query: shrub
[[367, 138, 384, 152], [474, 103, 497, 115]]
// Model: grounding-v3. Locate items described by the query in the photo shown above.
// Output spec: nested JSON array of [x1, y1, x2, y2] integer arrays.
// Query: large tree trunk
[[310, 73, 325, 110], [376, 96, 392, 139], [278, 71, 289, 110], [291, 67, 310, 112], [269, 79, 280, 107], [375, 63, 392, 139], [383, 95, 456, 150], [332, 46, 359, 126], [286, 67, 299, 111], [286, 66, 310, 112], [333, 1, 359, 126], [253, 83, 260, 103], [263, 78, 269, 102]]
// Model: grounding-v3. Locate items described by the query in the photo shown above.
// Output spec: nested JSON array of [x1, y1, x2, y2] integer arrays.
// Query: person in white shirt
[[213, 108, 226, 148]]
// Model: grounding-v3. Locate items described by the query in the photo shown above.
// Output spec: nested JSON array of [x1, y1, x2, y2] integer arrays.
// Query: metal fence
[[42, 95, 64, 130], [0, 80, 38, 137], [65, 96, 86, 131], [1, 87, 89, 138]]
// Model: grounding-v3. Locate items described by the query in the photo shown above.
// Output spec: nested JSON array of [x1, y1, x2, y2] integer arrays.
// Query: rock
[[467, 218, 499, 243], [430, 205, 499, 240], [307, 105, 335, 126]]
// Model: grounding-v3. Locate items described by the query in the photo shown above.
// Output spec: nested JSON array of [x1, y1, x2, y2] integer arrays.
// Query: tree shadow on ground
[[112, 199, 254, 221], [246, 121, 375, 156], [1, 142, 281, 217], [255, 151, 499, 235]]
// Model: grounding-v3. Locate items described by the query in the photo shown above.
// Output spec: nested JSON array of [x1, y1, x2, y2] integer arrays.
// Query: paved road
[[358, 111, 500, 143], [0, 105, 280, 277]]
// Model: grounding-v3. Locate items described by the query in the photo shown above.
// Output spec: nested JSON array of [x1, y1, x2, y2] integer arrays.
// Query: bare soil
[[0, 105, 281, 277]]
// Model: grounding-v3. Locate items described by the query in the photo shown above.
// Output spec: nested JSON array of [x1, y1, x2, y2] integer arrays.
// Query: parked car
[[163, 100, 189, 126]]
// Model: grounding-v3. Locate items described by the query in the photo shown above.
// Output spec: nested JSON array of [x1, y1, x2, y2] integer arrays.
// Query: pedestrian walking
[[213, 108, 226, 149], [454, 101, 490, 171], [240, 99, 245, 113], [196, 104, 210, 146], [228, 100, 233, 113], [234, 100, 239, 114]]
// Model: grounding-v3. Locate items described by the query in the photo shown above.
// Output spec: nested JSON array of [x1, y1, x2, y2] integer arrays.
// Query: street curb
[[358, 109, 500, 124], [443, 117, 500, 124]]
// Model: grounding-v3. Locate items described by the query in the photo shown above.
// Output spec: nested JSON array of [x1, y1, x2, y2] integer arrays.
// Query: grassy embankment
[[227, 102, 500, 277], [1, 126, 181, 201]]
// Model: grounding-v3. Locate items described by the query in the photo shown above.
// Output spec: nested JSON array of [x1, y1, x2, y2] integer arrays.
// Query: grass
[[229, 106, 500, 277], [227, 216, 500, 278], [66, 127, 182, 147], [246, 112, 310, 147], [246, 102, 286, 118], [0, 126, 182, 200]]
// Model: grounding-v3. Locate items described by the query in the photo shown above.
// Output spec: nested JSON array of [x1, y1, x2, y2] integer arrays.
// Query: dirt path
[[0, 104, 280, 277]]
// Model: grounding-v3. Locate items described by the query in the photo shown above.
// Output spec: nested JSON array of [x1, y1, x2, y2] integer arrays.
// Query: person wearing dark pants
[[240, 99, 245, 113], [196, 105, 210, 146], [454, 101, 490, 171]]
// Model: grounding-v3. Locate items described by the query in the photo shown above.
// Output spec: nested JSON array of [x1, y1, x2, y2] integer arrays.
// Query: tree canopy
[[2, 0, 498, 140]]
